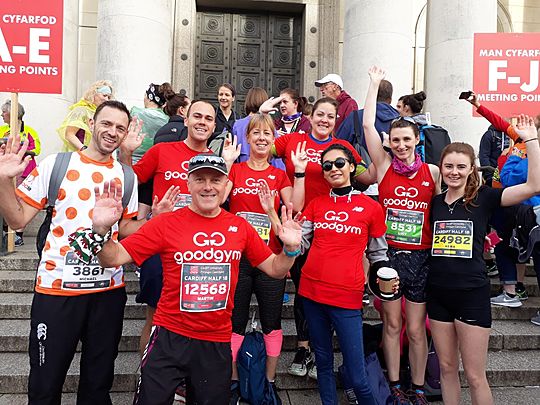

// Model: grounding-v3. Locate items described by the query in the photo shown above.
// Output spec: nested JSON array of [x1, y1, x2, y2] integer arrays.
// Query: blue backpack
[[237, 317, 279, 405], [416, 124, 451, 165]]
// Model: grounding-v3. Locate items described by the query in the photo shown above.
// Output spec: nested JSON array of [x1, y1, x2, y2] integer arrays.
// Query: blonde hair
[[247, 113, 276, 137], [82, 80, 114, 104]]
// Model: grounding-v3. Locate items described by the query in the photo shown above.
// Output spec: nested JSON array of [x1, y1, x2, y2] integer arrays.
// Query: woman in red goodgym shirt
[[288, 143, 390, 404], [225, 113, 307, 401], [363, 66, 440, 404]]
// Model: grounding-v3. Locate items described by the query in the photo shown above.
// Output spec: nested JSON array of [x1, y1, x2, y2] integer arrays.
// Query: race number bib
[[180, 263, 231, 312], [385, 209, 423, 245], [237, 212, 271, 244], [432, 220, 473, 258], [174, 194, 192, 211], [62, 251, 113, 290]]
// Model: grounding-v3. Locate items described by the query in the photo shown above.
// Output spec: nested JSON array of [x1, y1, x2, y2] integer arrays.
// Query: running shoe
[[407, 389, 428, 405], [516, 283, 529, 301], [490, 291, 522, 308], [344, 388, 358, 404], [230, 381, 241, 405], [363, 292, 370, 305], [308, 362, 317, 380], [390, 386, 411, 405], [287, 346, 313, 377], [531, 311, 540, 326], [14, 234, 24, 247], [269, 381, 282, 405], [174, 379, 187, 404], [486, 262, 498, 277]]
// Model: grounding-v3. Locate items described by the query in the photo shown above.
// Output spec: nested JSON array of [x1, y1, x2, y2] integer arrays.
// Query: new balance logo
[[268, 174, 276, 180], [422, 181, 430, 187], [228, 226, 238, 232], [352, 206, 364, 213], [37, 323, 47, 341]]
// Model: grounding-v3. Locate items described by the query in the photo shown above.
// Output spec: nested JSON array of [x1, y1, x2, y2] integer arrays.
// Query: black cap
[[187, 153, 228, 176]]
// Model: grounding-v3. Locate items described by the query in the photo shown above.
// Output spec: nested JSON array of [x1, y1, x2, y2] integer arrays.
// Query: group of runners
[[0, 65, 539, 405]]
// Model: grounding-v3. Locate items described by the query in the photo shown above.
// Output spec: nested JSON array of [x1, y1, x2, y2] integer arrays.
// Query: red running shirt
[[133, 141, 208, 200], [299, 192, 387, 309], [121, 208, 273, 342], [273, 133, 364, 206], [228, 162, 291, 254], [377, 163, 435, 249]]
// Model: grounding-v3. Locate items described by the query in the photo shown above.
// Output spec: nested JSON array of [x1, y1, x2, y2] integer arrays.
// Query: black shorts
[[134, 326, 231, 405], [138, 180, 153, 206], [135, 254, 163, 308], [426, 283, 491, 328], [388, 248, 429, 303]]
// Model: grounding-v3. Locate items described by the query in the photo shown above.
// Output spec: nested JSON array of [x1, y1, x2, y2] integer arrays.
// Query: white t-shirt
[[17, 151, 138, 296]]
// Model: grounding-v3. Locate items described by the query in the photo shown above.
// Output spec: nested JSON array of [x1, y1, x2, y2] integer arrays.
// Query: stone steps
[[1, 349, 539, 394], [1, 317, 538, 353]]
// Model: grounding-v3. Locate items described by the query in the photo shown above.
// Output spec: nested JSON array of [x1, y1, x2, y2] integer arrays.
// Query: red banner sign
[[0, 0, 63, 93], [473, 33, 540, 118]]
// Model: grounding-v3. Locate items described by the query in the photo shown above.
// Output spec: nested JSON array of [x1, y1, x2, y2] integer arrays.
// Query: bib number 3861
[[62, 251, 112, 290]]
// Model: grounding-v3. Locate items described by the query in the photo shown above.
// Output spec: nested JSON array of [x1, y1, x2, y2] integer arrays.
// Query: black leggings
[[232, 257, 286, 335], [289, 252, 310, 342]]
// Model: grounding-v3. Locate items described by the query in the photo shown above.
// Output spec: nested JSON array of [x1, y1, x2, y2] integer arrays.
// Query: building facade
[[1, 0, 539, 159]]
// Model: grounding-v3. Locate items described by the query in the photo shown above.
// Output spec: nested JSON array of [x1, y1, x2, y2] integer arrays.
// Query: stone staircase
[[0, 213, 539, 404]]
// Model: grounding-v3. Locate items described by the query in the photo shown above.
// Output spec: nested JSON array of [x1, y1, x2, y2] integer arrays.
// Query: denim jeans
[[303, 298, 377, 405]]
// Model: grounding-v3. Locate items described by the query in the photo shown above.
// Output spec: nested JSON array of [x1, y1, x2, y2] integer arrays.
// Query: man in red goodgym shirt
[[90, 154, 302, 405]]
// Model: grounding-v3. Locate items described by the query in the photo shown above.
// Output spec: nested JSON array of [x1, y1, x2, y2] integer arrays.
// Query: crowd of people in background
[[0, 65, 540, 405]]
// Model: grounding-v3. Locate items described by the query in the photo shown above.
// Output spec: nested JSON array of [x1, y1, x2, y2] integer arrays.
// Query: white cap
[[315, 74, 343, 89]]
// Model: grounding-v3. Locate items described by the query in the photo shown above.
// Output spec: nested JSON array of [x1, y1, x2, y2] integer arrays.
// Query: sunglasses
[[322, 157, 349, 172], [391, 116, 417, 125]]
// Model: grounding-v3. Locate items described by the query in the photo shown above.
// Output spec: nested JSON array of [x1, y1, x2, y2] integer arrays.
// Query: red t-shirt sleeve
[[133, 144, 159, 183], [229, 163, 238, 183], [278, 169, 292, 190], [368, 202, 387, 238], [274, 133, 291, 158], [476, 105, 512, 135], [242, 220, 273, 268], [120, 214, 165, 266]]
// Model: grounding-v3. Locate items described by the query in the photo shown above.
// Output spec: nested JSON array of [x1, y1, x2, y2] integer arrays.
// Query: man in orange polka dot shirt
[[0, 100, 141, 404]]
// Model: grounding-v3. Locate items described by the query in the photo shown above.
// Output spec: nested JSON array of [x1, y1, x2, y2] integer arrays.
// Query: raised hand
[[368, 66, 386, 84], [291, 141, 308, 173], [152, 185, 182, 216], [464, 91, 481, 108], [121, 117, 145, 153], [257, 180, 275, 214], [258, 96, 284, 114], [278, 202, 302, 250], [513, 114, 538, 142], [221, 133, 241, 166], [0, 133, 31, 180], [93, 180, 123, 235]]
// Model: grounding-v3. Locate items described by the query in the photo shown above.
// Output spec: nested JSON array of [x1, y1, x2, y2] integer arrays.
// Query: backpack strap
[[47, 152, 72, 208], [120, 163, 135, 209], [353, 111, 361, 145]]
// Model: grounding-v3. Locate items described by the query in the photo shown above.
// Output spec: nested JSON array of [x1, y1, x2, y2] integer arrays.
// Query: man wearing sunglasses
[[85, 154, 302, 404], [315, 74, 358, 132]]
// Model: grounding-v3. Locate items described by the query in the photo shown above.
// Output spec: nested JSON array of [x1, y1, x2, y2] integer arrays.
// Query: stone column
[[423, 0, 497, 146], [342, 0, 415, 107], [96, 0, 174, 108]]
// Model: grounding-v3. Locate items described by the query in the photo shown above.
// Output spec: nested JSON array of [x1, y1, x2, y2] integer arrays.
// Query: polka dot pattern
[[65, 207, 77, 219], [78, 188, 91, 201], [66, 170, 80, 181]]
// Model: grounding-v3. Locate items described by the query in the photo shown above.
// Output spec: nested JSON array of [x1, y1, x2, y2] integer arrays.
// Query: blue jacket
[[336, 102, 400, 148], [500, 155, 540, 206]]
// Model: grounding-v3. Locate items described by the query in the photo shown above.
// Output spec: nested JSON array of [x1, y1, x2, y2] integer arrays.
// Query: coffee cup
[[377, 267, 398, 299]]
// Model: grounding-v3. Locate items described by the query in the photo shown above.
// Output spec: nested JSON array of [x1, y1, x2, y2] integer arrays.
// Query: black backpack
[[416, 124, 451, 165], [36, 152, 135, 258]]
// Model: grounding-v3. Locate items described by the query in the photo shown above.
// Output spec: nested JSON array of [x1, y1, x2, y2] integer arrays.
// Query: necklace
[[446, 198, 462, 214]]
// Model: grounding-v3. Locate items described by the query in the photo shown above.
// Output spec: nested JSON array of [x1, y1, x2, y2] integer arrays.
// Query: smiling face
[[309, 102, 336, 140], [218, 86, 234, 111], [185, 101, 216, 144], [389, 126, 419, 164], [89, 106, 129, 156], [247, 123, 274, 158], [279, 92, 298, 117], [441, 151, 474, 191], [321, 149, 354, 188], [187, 168, 228, 217]]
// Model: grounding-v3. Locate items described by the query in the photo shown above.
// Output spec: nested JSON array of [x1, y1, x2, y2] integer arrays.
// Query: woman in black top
[[154, 94, 191, 145], [212, 83, 240, 139], [428, 115, 540, 405]]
